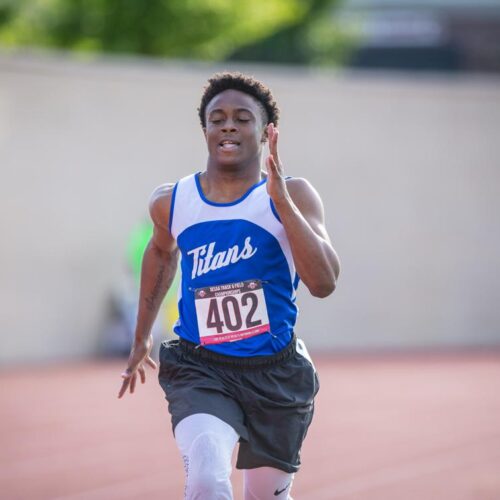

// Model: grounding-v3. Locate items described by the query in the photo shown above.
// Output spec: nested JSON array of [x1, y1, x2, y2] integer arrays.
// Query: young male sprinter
[[118, 72, 340, 499]]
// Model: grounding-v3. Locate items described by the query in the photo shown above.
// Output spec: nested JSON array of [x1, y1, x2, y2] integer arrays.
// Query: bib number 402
[[194, 279, 270, 345], [207, 292, 261, 333]]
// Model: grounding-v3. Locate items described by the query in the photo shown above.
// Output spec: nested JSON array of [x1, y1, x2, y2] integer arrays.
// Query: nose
[[221, 119, 237, 132]]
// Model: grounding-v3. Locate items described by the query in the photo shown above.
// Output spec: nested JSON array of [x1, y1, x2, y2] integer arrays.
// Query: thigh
[[244, 467, 295, 500], [236, 339, 319, 473], [158, 340, 249, 440]]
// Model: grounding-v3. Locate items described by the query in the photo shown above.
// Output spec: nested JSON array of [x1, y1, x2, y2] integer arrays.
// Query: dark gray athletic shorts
[[158, 335, 319, 474]]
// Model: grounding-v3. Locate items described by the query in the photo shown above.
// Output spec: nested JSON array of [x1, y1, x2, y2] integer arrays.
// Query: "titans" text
[[187, 237, 258, 279]]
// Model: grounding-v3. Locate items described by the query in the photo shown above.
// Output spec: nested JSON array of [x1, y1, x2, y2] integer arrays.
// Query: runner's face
[[204, 89, 267, 167]]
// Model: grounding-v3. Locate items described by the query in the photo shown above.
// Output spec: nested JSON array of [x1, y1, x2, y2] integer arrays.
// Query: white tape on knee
[[175, 414, 238, 500]]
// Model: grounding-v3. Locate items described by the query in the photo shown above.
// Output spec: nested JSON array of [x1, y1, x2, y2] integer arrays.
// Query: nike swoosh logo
[[274, 482, 291, 496]]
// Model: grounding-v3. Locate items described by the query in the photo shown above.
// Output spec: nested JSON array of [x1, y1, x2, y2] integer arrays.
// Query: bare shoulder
[[285, 177, 330, 241], [149, 182, 175, 230], [285, 177, 324, 212]]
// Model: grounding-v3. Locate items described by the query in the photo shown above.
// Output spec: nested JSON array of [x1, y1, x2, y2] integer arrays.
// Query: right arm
[[118, 183, 179, 398]]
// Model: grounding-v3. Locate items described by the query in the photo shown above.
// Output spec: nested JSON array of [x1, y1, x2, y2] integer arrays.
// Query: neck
[[201, 157, 266, 203], [205, 154, 263, 185]]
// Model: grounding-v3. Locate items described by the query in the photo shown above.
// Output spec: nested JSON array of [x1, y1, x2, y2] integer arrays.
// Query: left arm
[[265, 124, 340, 298]]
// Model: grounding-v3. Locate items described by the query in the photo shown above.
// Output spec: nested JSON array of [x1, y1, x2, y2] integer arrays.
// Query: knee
[[185, 432, 232, 498], [189, 431, 230, 471]]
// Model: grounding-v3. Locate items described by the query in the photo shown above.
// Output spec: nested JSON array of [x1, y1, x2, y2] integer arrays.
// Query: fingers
[[267, 123, 280, 164], [117, 382, 128, 399], [145, 356, 157, 370], [267, 123, 275, 153], [138, 357, 156, 384], [266, 154, 284, 179], [130, 372, 137, 393], [118, 371, 131, 398], [117, 371, 138, 398], [266, 154, 277, 174], [138, 365, 146, 384], [118, 357, 157, 398], [117, 369, 136, 398]]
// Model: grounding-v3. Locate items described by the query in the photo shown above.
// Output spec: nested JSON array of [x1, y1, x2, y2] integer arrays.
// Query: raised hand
[[265, 123, 288, 203], [118, 336, 157, 398]]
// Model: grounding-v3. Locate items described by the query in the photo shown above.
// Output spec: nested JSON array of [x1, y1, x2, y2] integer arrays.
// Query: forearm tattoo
[[145, 264, 165, 311]]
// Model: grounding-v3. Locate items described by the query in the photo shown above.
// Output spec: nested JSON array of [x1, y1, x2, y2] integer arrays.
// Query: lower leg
[[244, 467, 295, 500]]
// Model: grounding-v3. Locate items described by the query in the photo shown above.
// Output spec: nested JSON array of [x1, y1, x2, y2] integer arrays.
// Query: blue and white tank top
[[170, 172, 299, 357]]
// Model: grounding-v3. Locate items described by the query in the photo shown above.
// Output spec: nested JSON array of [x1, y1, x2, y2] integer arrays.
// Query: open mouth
[[219, 140, 240, 151]]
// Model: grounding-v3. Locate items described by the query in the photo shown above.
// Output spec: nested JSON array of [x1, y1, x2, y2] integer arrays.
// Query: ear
[[203, 127, 207, 140]]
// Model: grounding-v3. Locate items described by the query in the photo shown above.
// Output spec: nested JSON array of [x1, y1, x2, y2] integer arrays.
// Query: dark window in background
[[337, 0, 500, 72]]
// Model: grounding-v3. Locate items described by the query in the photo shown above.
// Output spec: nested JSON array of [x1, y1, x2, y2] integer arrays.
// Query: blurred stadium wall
[[1, 52, 499, 364]]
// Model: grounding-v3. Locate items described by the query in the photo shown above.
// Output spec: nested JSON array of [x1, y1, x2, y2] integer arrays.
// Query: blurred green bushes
[[0, 0, 352, 65]]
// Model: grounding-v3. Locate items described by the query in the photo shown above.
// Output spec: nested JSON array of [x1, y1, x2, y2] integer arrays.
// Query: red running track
[[1, 354, 500, 499]]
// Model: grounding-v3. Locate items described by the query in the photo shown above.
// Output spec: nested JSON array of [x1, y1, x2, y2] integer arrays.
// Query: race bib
[[194, 279, 270, 345]]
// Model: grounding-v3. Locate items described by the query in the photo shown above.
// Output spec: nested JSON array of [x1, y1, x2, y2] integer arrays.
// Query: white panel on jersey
[[171, 174, 296, 293]]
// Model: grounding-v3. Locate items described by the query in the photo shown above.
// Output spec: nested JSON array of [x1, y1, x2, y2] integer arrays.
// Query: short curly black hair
[[198, 72, 280, 129]]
